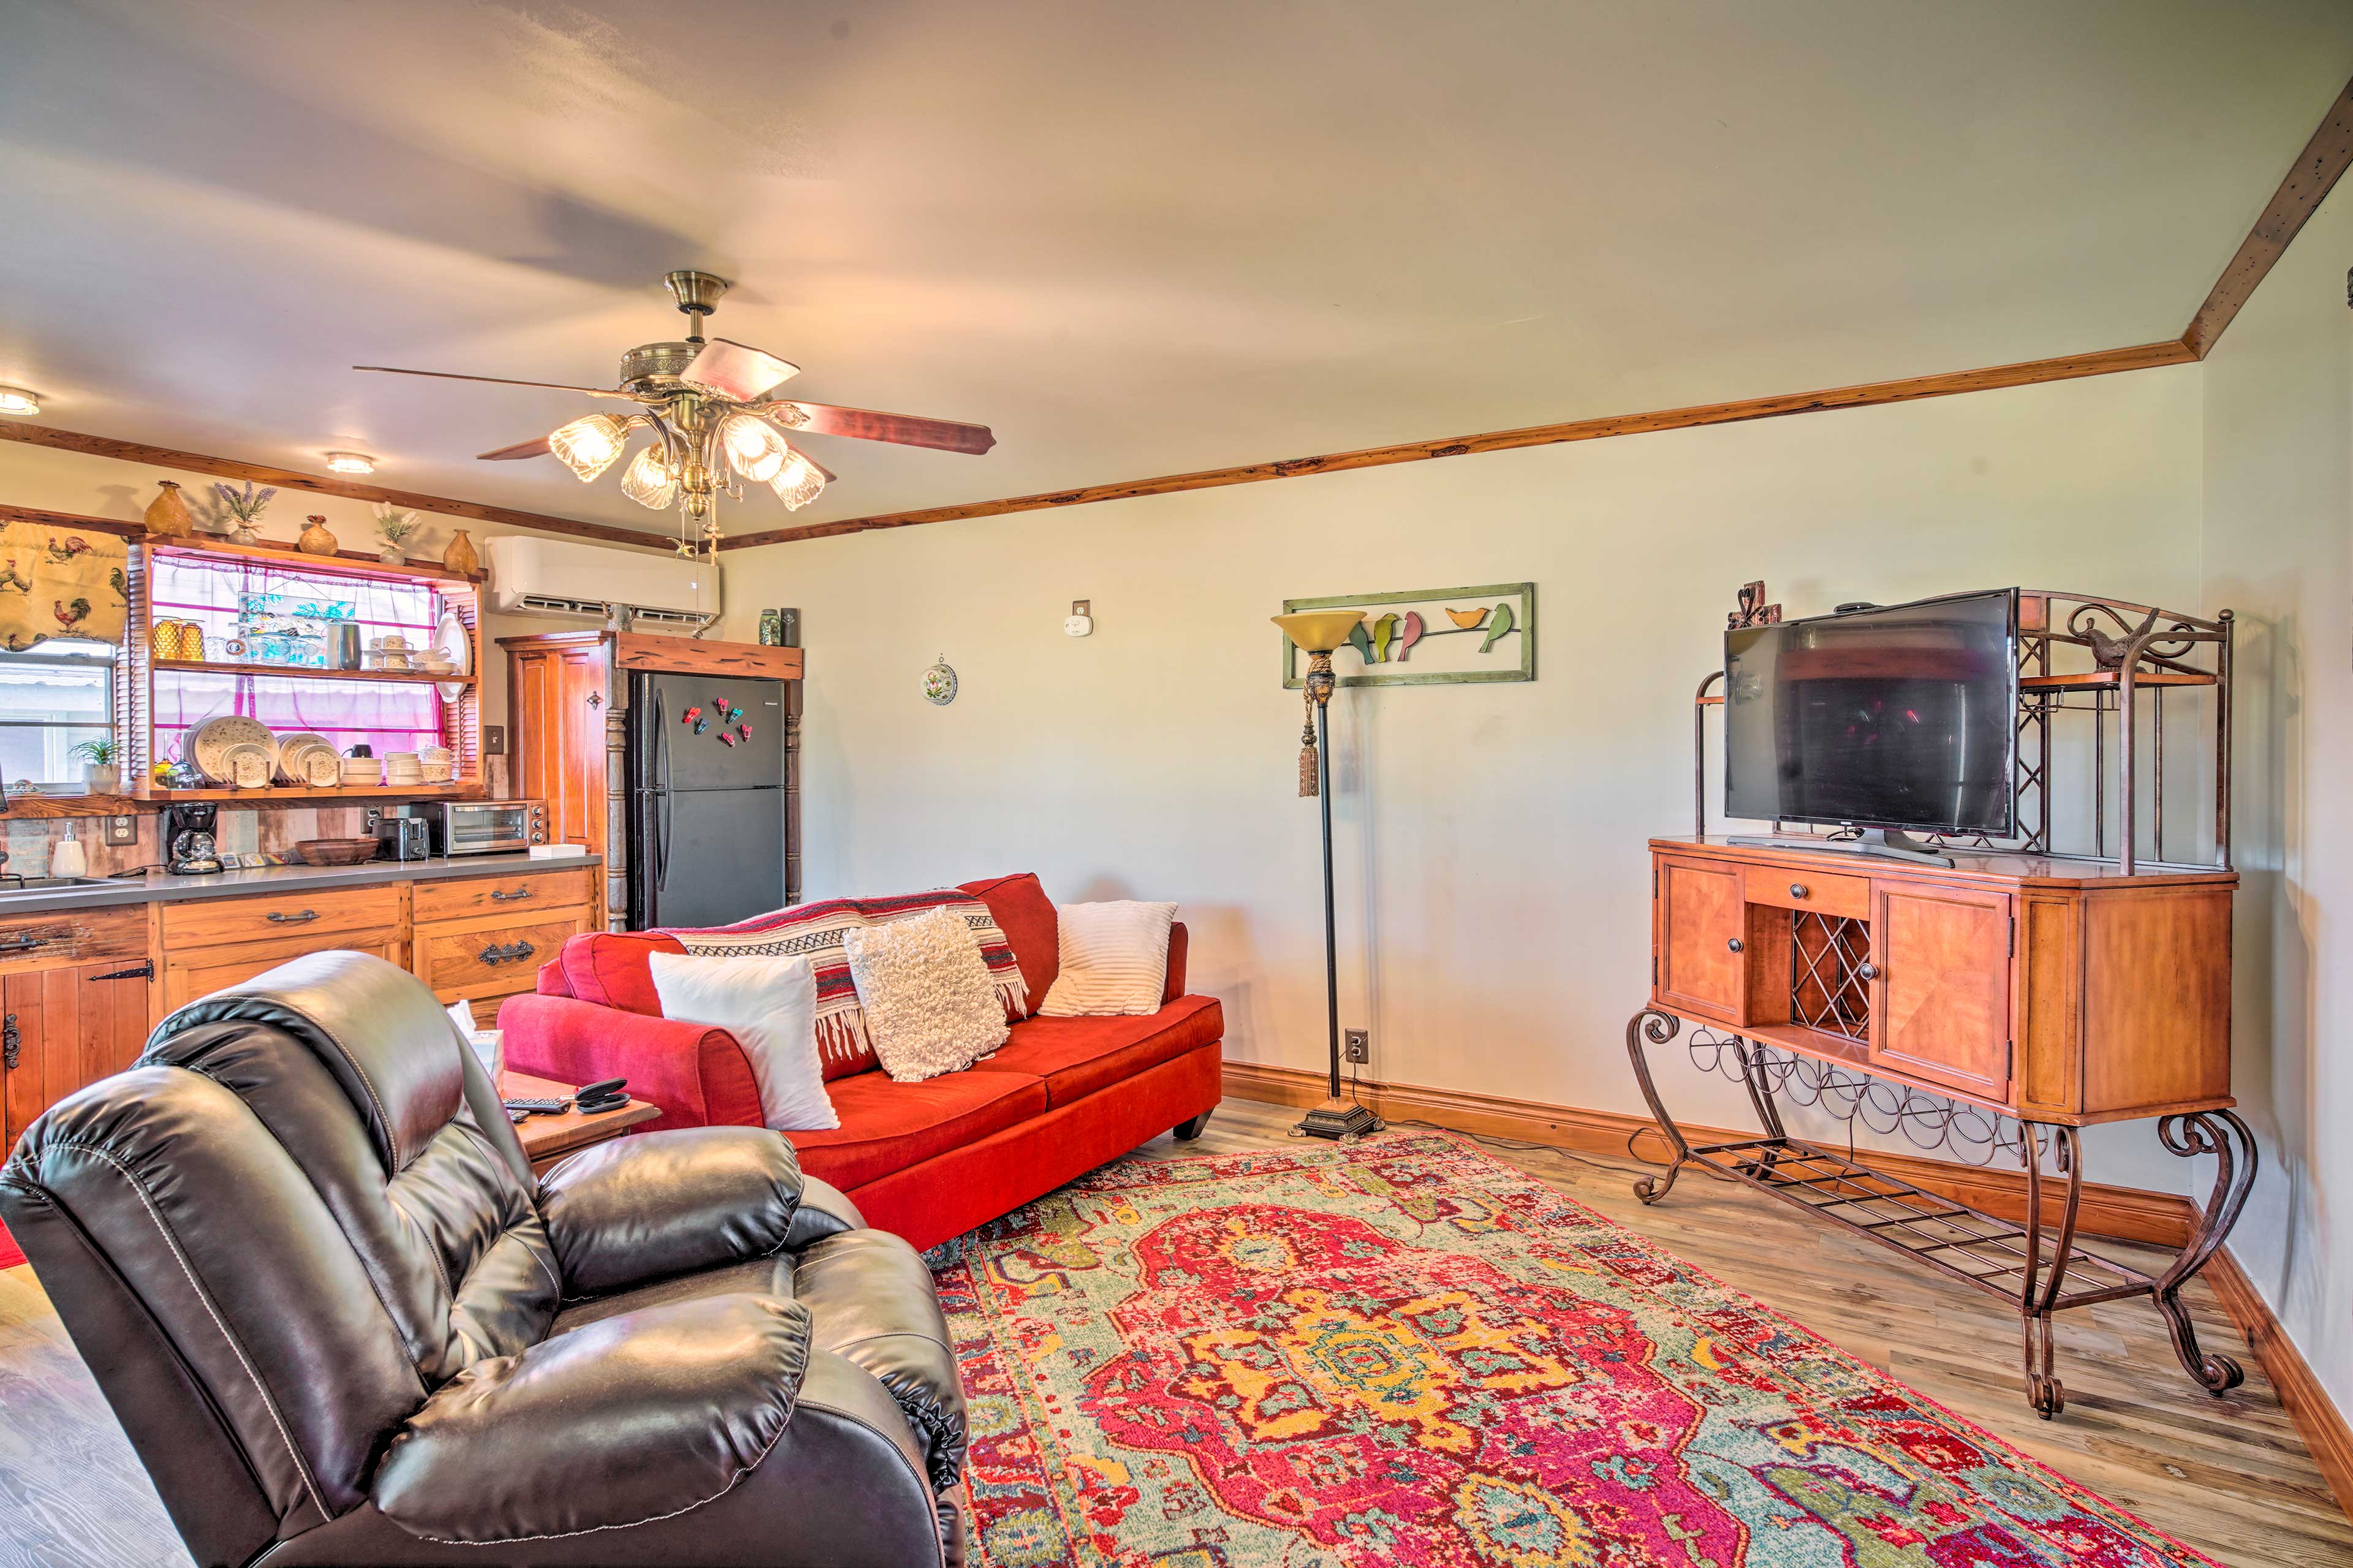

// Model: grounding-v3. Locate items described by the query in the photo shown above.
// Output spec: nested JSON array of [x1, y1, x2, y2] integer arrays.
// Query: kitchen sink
[[0, 876, 120, 894]]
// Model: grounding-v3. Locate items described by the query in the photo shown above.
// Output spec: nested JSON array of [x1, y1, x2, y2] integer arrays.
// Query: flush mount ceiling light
[[0, 386, 41, 416], [354, 270, 998, 558], [323, 451, 376, 474]]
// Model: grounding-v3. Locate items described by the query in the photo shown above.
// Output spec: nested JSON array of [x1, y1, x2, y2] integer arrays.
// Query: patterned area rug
[[933, 1132, 2218, 1567]]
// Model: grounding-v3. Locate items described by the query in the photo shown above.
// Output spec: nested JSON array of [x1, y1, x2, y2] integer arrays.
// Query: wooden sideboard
[[1648, 837, 2234, 1125], [1633, 834, 2249, 1418], [0, 860, 595, 1149]]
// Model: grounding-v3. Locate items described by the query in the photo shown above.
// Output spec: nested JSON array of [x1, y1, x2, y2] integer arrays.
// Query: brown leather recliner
[[0, 952, 968, 1567]]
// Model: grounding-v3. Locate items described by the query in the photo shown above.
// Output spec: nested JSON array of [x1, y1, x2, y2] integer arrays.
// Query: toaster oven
[[423, 800, 548, 857]]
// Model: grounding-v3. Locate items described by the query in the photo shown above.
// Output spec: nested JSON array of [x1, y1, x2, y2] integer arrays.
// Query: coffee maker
[[165, 803, 223, 876]]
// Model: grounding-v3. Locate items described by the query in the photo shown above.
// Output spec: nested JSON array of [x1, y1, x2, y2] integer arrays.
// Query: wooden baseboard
[[1222, 1059, 2352, 1523], [1219, 1060, 2191, 1245], [2207, 1249, 2353, 1520]]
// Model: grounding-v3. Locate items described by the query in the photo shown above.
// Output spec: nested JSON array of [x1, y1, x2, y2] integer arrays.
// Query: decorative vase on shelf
[[144, 480, 195, 537], [441, 529, 480, 576], [228, 522, 262, 546], [379, 543, 405, 565], [297, 515, 339, 556]]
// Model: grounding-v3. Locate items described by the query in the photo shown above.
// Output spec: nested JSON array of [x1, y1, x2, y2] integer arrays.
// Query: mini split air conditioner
[[485, 536, 721, 627]]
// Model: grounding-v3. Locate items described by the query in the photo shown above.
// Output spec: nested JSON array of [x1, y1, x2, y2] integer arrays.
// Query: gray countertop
[[0, 851, 602, 917]]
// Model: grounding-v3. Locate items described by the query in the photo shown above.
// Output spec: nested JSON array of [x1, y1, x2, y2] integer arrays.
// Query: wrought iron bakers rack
[[1631, 585, 2249, 1418]]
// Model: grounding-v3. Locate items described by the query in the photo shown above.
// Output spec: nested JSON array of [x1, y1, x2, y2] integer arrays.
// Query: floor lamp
[[1273, 611, 1380, 1140]]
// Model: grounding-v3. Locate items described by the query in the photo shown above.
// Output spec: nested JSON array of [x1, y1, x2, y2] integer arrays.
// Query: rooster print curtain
[[0, 524, 130, 651]]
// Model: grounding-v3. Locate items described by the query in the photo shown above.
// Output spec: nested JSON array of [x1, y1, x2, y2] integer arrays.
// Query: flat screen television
[[1724, 589, 2018, 838]]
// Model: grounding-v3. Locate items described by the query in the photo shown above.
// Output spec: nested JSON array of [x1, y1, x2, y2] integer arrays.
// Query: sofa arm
[[497, 993, 762, 1131], [539, 1127, 803, 1298], [374, 1295, 809, 1542]]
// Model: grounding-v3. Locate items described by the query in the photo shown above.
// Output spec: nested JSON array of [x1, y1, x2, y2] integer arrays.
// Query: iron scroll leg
[[1626, 1009, 1690, 1204], [2019, 1125, 2083, 1418], [2151, 1109, 2257, 1395]]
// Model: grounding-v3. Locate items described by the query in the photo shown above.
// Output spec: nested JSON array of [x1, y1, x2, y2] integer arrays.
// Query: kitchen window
[[0, 638, 116, 790]]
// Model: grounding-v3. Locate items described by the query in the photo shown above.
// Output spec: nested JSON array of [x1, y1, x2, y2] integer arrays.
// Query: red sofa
[[499, 874, 1222, 1250]]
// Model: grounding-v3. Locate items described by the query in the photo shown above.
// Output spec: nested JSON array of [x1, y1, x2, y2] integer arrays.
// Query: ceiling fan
[[355, 270, 995, 556]]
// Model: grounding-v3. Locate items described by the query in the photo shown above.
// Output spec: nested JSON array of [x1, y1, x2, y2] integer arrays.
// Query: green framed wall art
[[1279, 582, 1536, 689]]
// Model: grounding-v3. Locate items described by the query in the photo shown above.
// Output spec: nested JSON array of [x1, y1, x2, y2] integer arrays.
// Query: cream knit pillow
[[840, 905, 1010, 1081], [1039, 901, 1177, 1017]]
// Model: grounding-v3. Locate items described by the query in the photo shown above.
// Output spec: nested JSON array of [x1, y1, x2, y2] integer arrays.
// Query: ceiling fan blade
[[354, 366, 640, 400], [477, 436, 553, 461], [769, 400, 996, 455], [681, 339, 800, 402]]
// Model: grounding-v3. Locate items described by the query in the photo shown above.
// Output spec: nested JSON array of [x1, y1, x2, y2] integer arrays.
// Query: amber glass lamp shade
[[1272, 610, 1367, 654]]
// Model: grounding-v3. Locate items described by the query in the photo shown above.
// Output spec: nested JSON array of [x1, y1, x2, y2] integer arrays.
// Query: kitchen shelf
[[143, 534, 487, 585], [137, 781, 484, 803], [151, 658, 476, 687]]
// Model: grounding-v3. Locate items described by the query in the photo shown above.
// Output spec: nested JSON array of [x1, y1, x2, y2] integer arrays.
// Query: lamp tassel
[[1297, 694, 1319, 798]]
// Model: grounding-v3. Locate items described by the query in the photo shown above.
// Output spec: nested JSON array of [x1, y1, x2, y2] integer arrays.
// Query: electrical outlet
[[1344, 1028, 1370, 1064], [103, 814, 140, 847]]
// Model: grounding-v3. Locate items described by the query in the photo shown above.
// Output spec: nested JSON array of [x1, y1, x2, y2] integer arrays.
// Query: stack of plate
[[384, 752, 423, 787], [186, 714, 275, 786], [417, 744, 455, 784], [341, 756, 382, 787], [275, 732, 336, 786]]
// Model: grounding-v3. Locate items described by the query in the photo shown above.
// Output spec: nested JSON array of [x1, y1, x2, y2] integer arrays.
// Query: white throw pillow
[[648, 952, 839, 1131], [1039, 901, 1177, 1017], [840, 905, 1010, 1082]]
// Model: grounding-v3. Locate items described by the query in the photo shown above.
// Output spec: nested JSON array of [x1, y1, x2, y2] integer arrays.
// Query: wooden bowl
[[294, 838, 380, 866]]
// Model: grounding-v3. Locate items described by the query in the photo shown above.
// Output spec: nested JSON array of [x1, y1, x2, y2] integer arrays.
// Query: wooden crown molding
[[2183, 74, 2353, 359], [722, 341, 2194, 548], [0, 422, 678, 552], [726, 70, 2353, 550]]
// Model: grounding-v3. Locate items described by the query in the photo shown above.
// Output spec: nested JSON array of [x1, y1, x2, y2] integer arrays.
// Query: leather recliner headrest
[[150, 951, 466, 1173]]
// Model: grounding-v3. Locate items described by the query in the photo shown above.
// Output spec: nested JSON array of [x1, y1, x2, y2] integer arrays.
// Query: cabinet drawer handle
[[489, 888, 532, 901], [266, 909, 320, 924], [1726, 937, 1743, 953], [477, 939, 539, 966], [1788, 882, 1809, 899], [1857, 961, 1881, 981]]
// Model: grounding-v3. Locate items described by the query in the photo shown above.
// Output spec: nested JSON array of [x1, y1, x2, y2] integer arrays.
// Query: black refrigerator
[[625, 670, 790, 930]]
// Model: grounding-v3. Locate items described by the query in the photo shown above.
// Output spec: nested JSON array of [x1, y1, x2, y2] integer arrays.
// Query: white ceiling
[[2, 1, 2347, 537]]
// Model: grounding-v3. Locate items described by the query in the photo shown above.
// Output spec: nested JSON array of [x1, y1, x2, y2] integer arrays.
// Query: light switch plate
[[485, 725, 507, 756], [1065, 599, 1094, 637]]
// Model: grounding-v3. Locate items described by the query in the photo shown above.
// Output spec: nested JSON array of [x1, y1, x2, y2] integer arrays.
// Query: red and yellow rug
[[933, 1132, 2218, 1567]]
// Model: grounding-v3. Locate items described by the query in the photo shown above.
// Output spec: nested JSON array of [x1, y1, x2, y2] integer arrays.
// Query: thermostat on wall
[[1065, 599, 1094, 637]]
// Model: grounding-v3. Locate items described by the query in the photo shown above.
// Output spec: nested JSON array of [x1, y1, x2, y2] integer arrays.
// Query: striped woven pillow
[[659, 889, 1025, 1077], [1037, 901, 1177, 1017]]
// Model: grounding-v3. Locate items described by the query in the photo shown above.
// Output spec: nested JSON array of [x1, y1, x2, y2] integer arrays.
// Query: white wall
[[719, 365, 2206, 1191], [2200, 180, 2353, 1416]]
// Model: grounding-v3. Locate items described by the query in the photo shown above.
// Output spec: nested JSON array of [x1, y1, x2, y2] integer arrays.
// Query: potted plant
[[71, 736, 122, 795], [212, 480, 276, 545], [375, 504, 420, 564]]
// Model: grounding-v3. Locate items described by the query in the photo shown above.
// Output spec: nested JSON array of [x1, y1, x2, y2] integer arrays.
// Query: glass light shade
[[1272, 610, 1368, 654], [769, 450, 827, 510], [322, 450, 375, 474], [619, 444, 680, 510], [548, 414, 629, 481], [719, 412, 789, 482], [0, 387, 40, 416]]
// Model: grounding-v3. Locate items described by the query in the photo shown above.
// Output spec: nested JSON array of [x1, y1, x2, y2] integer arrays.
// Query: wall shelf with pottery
[[1279, 582, 1535, 689]]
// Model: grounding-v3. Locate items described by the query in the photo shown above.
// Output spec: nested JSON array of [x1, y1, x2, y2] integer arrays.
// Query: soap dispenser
[[51, 821, 87, 879]]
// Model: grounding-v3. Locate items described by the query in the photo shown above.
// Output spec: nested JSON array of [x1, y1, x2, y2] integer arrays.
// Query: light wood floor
[[1, 1096, 2346, 1567]]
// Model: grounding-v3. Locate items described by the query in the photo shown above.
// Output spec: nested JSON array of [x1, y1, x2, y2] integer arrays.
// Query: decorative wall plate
[[187, 713, 275, 784], [922, 655, 958, 705]]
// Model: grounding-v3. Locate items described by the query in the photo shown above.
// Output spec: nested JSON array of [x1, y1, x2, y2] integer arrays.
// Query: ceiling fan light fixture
[[0, 386, 40, 416], [323, 450, 376, 474], [548, 413, 629, 482], [770, 449, 826, 510], [620, 443, 680, 510], [719, 412, 790, 482]]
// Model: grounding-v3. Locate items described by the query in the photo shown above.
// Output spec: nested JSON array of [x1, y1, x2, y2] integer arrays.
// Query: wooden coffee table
[[499, 1069, 661, 1174]]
